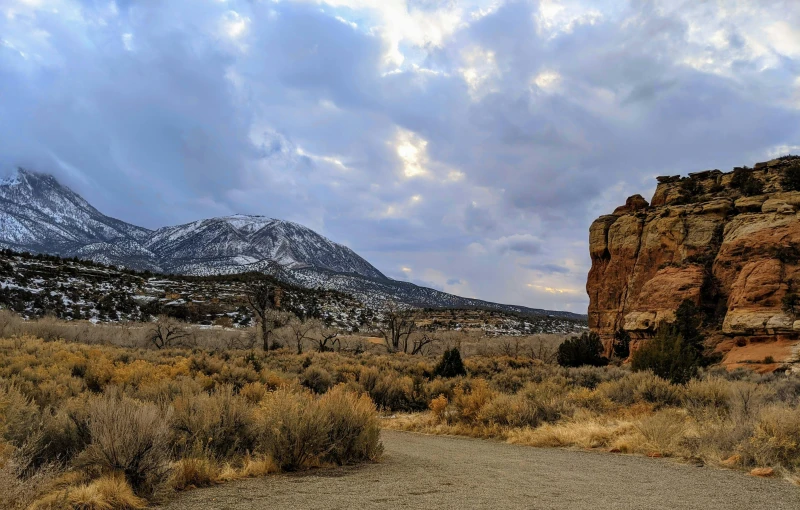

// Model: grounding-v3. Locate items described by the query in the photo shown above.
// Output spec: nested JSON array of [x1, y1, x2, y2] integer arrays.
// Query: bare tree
[[500, 337, 522, 357], [148, 315, 189, 349], [287, 316, 316, 354], [244, 275, 278, 351], [310, 321, 340, 352], [376, 301, 417, 353], [527, 336, 559, 364], [408, 331, 435, 355]]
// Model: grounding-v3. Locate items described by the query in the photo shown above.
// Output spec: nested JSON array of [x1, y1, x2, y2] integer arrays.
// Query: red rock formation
[[587, 157, 800, 369]]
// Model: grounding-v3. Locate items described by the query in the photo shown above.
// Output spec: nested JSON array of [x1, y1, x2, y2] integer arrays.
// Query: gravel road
[[161, 430, 799, 510]]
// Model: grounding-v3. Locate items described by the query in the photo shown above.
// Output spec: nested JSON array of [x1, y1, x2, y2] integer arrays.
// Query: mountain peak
[[0, 170, 384, 279], [0, 169, 582, 319]]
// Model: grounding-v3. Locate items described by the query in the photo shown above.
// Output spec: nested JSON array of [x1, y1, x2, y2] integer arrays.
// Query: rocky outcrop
[[587, 156, 800, 369]]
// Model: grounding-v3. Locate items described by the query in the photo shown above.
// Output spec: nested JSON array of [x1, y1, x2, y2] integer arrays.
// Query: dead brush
[[30, 473, 147, 510], [0, 446, 63, 510], [169, 456, 221, 491], [745, 406, 800, 470], [316, 385, 383, 464], [171, 385, 256, 460], [633, 409, 689, 457], [77, 392, 172, 500]]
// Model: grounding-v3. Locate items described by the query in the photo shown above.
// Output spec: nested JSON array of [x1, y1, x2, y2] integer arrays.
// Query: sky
[[1, 0, 800, 313]]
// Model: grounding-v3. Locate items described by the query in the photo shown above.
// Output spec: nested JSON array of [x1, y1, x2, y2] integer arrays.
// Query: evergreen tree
[[557, 332, 608, 367], [612, 328, 631, 359], [631, 326, 699, 384], [434, 348, 467, 378]]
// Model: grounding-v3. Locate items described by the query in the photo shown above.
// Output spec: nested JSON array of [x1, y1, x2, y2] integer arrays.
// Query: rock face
[[587, 156, 800, 366]]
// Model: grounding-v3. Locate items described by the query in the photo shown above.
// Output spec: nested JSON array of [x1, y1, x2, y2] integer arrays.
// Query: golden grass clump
[[31, 473, 147, 510], [169, 457, 221, 491]]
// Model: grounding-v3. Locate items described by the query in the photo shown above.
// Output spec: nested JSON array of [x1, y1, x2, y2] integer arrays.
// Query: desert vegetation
[[389, 354, 800, 484], [0, 334, 383, 509], [2, 309, 799, 508]]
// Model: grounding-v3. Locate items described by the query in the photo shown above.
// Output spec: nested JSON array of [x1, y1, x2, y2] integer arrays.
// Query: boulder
[[720, 454, 741, 468], [749, 467, 774, 478]]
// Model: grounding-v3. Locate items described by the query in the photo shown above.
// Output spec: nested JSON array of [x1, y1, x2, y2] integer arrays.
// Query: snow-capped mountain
[[0, 168, 584, 319], [0, 169, 151, 255], [146, 215, 385, 278]]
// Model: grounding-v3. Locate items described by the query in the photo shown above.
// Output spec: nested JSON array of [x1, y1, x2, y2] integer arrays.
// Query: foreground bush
[[77, 393, 172, 499], [0, 337, 384, 508], [434, 348, 466, 378], [256, 385, 382, 471], [557, 332, 608, 368], [631, 327, 699, 384], [3, 333, 800, 501]]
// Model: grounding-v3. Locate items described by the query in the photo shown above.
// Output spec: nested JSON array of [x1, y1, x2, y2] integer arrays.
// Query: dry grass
[[2, 324, 800, 506], [169, 458, 221, 491], [385, 366, 800, 480], [0, 336, 384, 508], [31, 473, 148, 510]]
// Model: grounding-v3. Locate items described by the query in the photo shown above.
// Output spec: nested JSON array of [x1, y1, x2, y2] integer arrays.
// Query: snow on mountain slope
[[146, 215, 387, 278], [0, 168, 585, 319], [0, 169, 152, 252]]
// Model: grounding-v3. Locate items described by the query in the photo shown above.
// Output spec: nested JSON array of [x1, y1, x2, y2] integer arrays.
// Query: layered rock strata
[[587, 156, 800, 368]]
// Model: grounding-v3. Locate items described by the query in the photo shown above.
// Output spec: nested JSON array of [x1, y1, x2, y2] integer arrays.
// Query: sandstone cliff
[[587, 156, 800, 370]]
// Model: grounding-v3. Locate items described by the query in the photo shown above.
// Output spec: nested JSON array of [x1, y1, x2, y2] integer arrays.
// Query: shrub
[[315, 385, 382, 465], [255, 386, 381, 471], [782, 292, 799, 316], [451, 380, 494, 424], [0, 385, 40, 446], [680, 177, 703, 199], [683, 378, 730, 417], [301, 366, 334, 394], [434, 348, 467, 378], [255, 389, 327, 471], [478, 393, 542, 427], [0, 448, 62, 510], [171, 386, 255, 460], [557, 332, 608, 367], [77, 393, 172, 499], [631, 327, 699, 384], [612, 329, 631, 359], [429, 395, 448, 422], [781, 164, 800, 191], [730, 168, 763, 196], [368, 373, 424, 412], [635, 409, 688, 456], [747, 406, 800, 469], [19, 399, 92, 473], [597, 371, 682, 408], [673, 300, 704, 350], [516, 382, 569, 426]]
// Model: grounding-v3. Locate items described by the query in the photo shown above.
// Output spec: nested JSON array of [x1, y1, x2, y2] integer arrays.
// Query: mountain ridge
[[0, 168, 584, 320]]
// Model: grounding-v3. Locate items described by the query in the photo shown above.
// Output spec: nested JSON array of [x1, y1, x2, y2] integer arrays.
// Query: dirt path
[[161, 430, 799, 510]]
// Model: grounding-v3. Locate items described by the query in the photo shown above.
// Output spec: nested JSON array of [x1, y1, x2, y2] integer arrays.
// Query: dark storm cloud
[[1, 0, 799, 311]]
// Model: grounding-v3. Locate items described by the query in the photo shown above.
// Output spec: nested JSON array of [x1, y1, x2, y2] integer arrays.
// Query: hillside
[[588, 156, 800, 370], [0, 249, 587, 336], [0, 168, 583, 320]]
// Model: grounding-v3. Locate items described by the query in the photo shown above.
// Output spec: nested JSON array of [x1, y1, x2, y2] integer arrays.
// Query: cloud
[[490, 234, 543, 255], [524, 263, 570, 274], [1, 0, 799, 314]]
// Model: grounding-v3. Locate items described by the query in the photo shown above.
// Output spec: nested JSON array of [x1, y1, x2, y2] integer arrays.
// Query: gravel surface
[[160, 430, 800, 510]]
